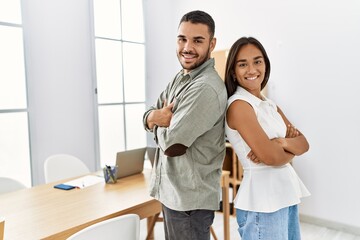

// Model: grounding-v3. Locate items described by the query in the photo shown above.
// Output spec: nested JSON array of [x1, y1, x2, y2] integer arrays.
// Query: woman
[[224, 37, 310, 240]]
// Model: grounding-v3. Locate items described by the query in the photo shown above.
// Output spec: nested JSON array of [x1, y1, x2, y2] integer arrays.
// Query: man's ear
[[210, 37, 216, 52]]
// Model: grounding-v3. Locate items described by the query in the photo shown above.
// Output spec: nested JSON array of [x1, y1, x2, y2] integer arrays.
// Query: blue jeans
[[236, 205, 301, 240]]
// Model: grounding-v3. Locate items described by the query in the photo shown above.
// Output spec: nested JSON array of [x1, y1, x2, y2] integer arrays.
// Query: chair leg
[[210, 226, 218, 240]]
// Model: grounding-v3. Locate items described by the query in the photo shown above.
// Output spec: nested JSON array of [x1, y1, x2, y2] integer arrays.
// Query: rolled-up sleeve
[[143, 109, 154, 132]]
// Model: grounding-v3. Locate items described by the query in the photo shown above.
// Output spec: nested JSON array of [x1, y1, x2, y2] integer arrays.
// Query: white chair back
[[0, 177, 26, 195], [66, 214, 140, 240], [44, 154, 90, 183]]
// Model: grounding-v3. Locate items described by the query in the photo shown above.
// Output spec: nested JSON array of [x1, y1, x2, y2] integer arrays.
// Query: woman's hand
[[286, 124, 299, 138], [247, 150, 262, 164]]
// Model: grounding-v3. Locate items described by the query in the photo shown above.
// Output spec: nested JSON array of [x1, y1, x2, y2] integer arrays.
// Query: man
[[143, 10, 227, 240]]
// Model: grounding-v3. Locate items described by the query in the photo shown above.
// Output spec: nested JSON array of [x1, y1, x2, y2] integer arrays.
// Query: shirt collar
[[236, 86, 262, 106], [180, 58, 215, 80], [236, 86, 271, 107]]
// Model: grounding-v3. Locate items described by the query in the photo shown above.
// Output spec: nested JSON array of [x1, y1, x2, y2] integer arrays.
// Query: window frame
[[91, 0, 147, 168], [0, 18, 32, 186]]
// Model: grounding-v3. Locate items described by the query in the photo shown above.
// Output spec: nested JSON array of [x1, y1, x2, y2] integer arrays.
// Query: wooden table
[[0, 169, 161, 240], [0, 169, 230, 240]]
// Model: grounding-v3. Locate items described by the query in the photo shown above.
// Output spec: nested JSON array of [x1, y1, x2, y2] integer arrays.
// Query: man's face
[[176, 22, 216, 73]]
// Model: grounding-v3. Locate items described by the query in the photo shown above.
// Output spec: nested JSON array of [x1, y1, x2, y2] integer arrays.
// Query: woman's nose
[[247, 64, 256, 73]]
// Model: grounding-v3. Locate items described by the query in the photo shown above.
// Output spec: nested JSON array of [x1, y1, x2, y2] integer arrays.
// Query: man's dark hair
[[179, 10, 215, 39]]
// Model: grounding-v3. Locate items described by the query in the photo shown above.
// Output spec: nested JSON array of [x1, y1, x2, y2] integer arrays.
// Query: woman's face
[[233, 44, 266, 96]]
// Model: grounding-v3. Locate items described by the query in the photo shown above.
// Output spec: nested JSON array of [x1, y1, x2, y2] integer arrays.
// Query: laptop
[[115, 147, 147, 179]]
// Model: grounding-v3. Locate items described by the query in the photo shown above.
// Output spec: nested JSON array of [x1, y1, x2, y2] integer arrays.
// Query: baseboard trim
[[300, 214, 360, 236]]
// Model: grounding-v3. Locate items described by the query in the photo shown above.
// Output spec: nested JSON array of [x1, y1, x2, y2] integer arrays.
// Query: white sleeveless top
[[226, 87, 310, 213]]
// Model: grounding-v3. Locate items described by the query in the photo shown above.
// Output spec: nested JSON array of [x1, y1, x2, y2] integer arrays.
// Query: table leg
[[146, 213, 160, 240]]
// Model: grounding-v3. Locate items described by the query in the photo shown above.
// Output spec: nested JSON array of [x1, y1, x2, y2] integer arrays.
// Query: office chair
[[44, 154, 90, 183], [0, 177, 26, 195], [66, 214, 140, 240]]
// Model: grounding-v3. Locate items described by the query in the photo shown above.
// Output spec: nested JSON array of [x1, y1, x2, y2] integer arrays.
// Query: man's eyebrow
[[193, 36, 205, 40], [176, 35, 206, 40]]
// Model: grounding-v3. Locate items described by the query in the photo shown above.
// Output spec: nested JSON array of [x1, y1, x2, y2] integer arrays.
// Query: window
[[92, 0, 146, 167], [0, 0, 32, 187]]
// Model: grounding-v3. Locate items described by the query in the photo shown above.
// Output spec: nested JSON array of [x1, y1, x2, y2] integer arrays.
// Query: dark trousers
[[162, 204, 215, 240]]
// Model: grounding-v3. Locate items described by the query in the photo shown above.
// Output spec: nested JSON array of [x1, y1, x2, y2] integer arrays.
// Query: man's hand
[[157, 100, 175, 127], [147, 100, 175, 129]]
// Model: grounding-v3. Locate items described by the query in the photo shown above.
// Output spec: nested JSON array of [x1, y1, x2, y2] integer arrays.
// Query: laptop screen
[[115, 148, 147, 179]]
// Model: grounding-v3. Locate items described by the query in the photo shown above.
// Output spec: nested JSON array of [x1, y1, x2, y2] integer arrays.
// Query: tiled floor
[[139, 212, 360, 240]]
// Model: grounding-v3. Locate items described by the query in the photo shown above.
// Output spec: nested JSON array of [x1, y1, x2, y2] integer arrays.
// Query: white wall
[[144, 0, 360, 233], [21, 0, 98, 185]]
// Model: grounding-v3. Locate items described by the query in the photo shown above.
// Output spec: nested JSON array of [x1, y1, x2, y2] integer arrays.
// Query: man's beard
[[178, 49, 211, 72]]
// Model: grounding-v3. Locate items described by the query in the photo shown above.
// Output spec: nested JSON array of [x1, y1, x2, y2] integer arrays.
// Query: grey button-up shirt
[[143, 58, 227, 211]]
